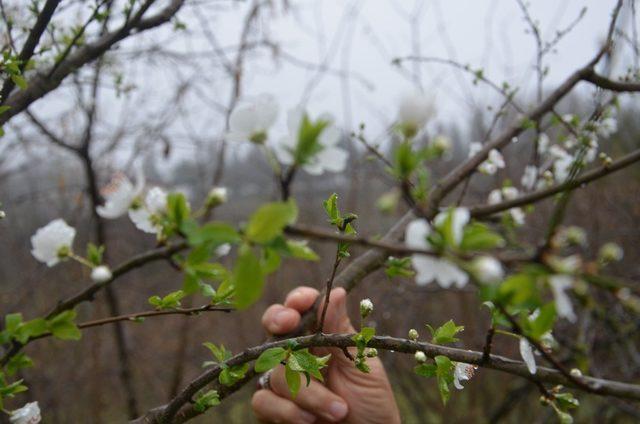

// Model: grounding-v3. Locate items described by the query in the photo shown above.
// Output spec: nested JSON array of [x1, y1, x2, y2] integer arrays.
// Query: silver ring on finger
[[257, 369, 273, 391]]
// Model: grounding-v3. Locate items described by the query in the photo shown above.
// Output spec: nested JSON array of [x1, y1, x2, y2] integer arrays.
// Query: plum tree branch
[[469, 147, 640, 217], [0, 0, 185, 126], [135, 333, 640, 423], [27, 304, 234, 343], [0, 241, 188, 366]]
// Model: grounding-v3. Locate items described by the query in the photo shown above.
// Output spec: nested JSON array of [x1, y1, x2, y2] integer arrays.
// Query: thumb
[[318, 288, 356, 334]]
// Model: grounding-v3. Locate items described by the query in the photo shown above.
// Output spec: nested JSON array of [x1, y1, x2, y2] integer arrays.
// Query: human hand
[[251, 287, 401, 423]]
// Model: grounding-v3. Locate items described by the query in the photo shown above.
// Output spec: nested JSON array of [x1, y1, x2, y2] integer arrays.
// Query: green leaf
[[193, 390, 220, 412], [167, 192, 190, 229], [203, 343, 232, 363], [233, 245, 265, 309], [497, 273, 541, 309], [261, 248, 281, 275], [246, 200, 298, 244], [460, 222, 505, 251], [385, 256, 415, 278], [434, 355, 454, 405], [284, 362, 301, 398], [148, 290, 185, 309], [284, 240, 319, 261], [184, 221, 240, 246], [255, 347, 287, 372], [294, 114, 330, 165], [47, 310, 81, 341], [526, 303, 556, 340], [10, 74, 27, 89], [430, 320, 464, 345], [5, 353, 33, 376], [414, 363, 437, 378], [219, 363, 249, 386], [86, 243, 105, 266], [323, 193, 339, 221]]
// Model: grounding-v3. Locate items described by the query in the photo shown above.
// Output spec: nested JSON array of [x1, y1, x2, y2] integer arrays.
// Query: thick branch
[[0, 0, 61, 102], [583, 69, 640, 92], [0, 0, 185, 126]]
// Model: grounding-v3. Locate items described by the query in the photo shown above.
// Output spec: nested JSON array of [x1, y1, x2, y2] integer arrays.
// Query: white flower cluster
[[468, 142, 505, 175], [227, 95, 348, 175], [405, 208, 469, 288], [10, 401, 41, 424], [519, 109, 618, 190], [97, 166, 170, 236], [487, 186, 526, 226]]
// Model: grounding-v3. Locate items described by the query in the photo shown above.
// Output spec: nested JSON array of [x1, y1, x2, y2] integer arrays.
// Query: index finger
[[284, 286, 320, 313]]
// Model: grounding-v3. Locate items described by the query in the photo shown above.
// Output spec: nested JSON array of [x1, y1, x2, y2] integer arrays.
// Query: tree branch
[[0, 0, 185, 126], [135, 333, 640, 423]]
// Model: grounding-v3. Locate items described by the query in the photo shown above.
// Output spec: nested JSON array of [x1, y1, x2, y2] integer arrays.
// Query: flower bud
[[359, 298, 373, 319], [91, 265, 113, 283], [206, 187, 228, 208], [365, 348, 378, 358], [0, 210, 5, 219], [408, 328, 419, 341], [471, 256, 504, 284], [431, 135, 451, 155], [599, 242, 623, 263], [570, 368, 582, 377], [414, 351, 427, 363]]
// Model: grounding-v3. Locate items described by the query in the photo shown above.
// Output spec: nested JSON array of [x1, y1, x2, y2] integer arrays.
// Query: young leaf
[[255, 347, 287, 372], [233, 245, 265, 309], [430, 320, 464, 345], [246, 200, 298, 244], [193, 390, 220, 412], [284, 362, 301, 398]]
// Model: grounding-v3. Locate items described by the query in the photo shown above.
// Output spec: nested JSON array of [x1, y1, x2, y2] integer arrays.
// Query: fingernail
[[328, 401, 348, 421], [274, 309, 290, 329], [300, 410, 317, 424]]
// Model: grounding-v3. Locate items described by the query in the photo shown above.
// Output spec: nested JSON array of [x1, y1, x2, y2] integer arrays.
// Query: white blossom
[[469, 143, 505, 175], [453, 362, 476, 390], [549, 275, 576, 322], [537, 133, 550, 155], [227, 94, 279, 143], [0, 210, 5, 219], [30, 219, 76, 267], [215, 243, 231, 257], [405, 209, 469, 288], [10, 402, 41, 424], [486, 188, 525, 226], [414, 351, 427, 363], [509, 208, 526, 227], [597, 116, 617, 138], [599, 242, 623, 263], [397, 93, 434, 135], [128, 187, 168, 234], [408, 328, 419, 341], [519, 337, 537, 374], [91, 265, 112, 283], [521, 165, 538, 190], [273, 109, 348, 175], [97, 166, 145, 219], [359, 298, 374, 318], [553, 153, 574, 182], [207, 186, 228, 206], [471, 256, 504, 284], [431, 135, 452, 154]]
